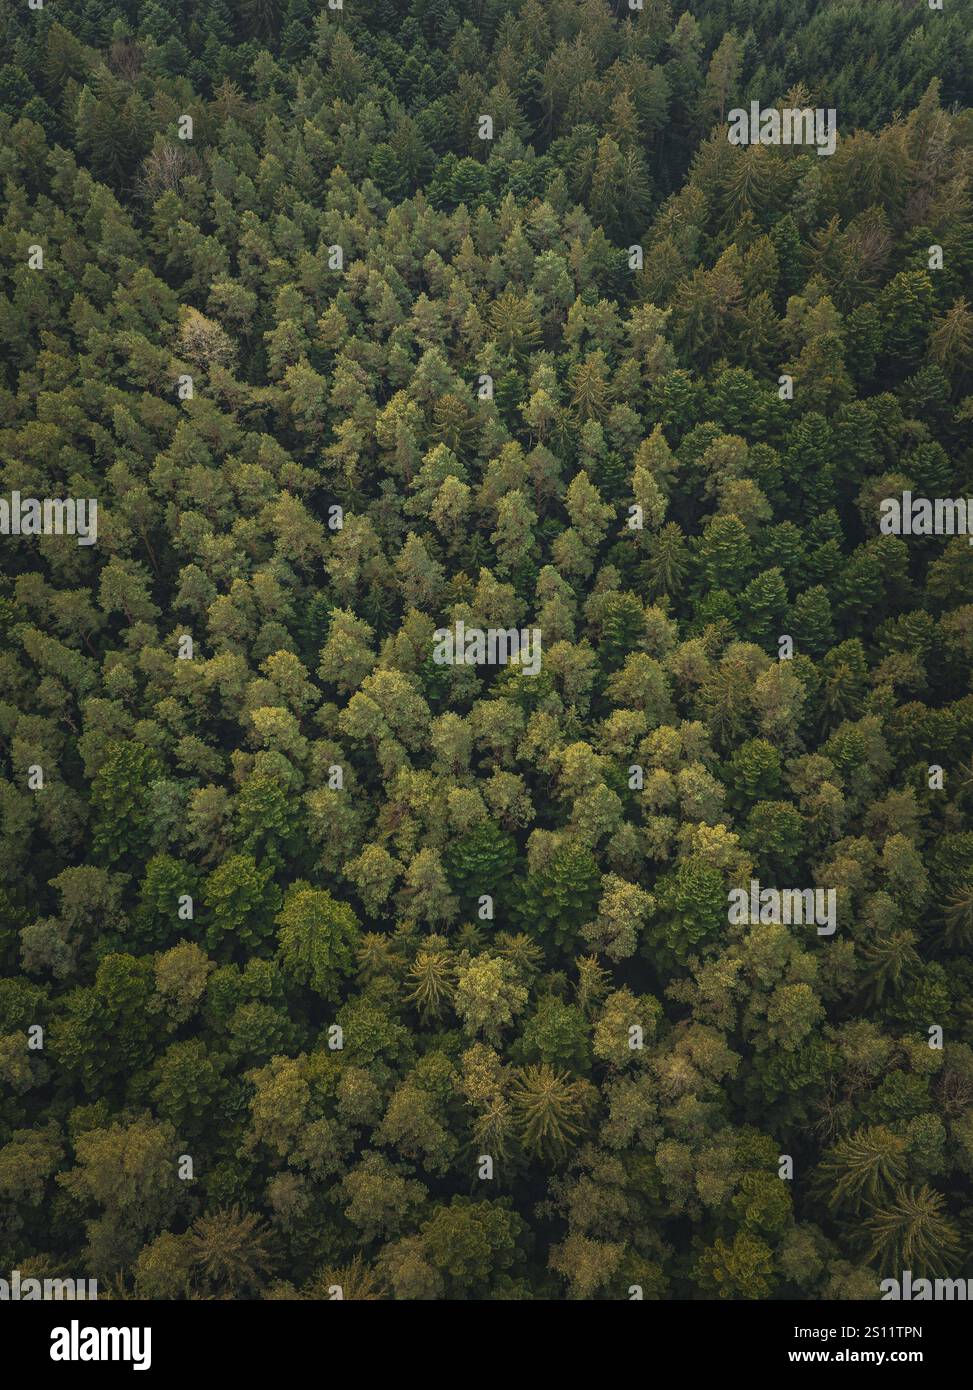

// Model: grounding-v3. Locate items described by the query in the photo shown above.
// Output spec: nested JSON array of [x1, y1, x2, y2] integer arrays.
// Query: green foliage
[[518, 847, 602, 954], [275, 883, 360, 1000], [512, 996, 592, 1075], [647, 860, 727, 966], [443, 821, 518, 904], [864, 1184, 962, 1278], [201, 855, 281, 955], [2, 0, 971, 1305], [695, 1231, 777, 1300], [91, 743, 164, 866]]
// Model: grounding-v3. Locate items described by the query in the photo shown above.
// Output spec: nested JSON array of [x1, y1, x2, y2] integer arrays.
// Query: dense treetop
[[1, 0, 972, 1299]]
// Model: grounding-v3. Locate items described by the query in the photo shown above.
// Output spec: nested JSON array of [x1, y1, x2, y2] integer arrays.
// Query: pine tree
[[816, 1126, 907, 1212], [509, 1064, 593, 1161], [864, 1185, 962, 1278]]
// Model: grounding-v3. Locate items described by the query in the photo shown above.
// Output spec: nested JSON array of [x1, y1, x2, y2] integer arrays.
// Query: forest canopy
[[1, 0, 972, 1301]]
